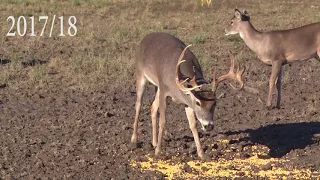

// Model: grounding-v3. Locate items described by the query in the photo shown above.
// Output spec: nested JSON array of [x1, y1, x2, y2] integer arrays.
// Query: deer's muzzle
[[201, 122, 214, 132]]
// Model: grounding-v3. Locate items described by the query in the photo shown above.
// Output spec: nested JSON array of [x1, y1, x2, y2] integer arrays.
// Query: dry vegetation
[[0, 0, 319, 90], [0, 0, 320, 179]]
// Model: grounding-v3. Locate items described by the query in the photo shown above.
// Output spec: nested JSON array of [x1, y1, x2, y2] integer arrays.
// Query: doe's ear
[[234, 9, 242, 19], [242, 10, 250, 21]]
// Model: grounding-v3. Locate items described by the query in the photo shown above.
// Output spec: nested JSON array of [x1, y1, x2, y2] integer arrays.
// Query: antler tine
[[216, 51, 245, 90], [235, 65, 246, 89], [176, 77, 191, 91], [211, 67, 217, 91], [190, 76, 199, 88], [216, 51, 234, 83], [229, 58, 245, 90], [227, 50, 235, 73], [178, 45, 192, 64], [175, 45, 201, 92]]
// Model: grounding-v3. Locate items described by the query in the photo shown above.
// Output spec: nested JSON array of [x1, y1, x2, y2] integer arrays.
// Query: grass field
[[0, 0, 320, 179]]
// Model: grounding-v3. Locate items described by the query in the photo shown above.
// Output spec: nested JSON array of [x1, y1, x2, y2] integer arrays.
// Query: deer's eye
[[230, 21, 234, 25], [196, 101, 201, 106]]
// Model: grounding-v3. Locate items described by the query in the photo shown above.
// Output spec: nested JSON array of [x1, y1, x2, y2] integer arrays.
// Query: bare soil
[[0, 0, 320, 179]]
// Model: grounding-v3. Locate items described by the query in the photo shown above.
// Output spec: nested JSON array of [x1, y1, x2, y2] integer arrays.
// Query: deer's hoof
[[155, 148, 161, 156], [152, 142, 157, 148], [266, 105, 273, 110], [131, 135, 137, 144], [198, 154, 205, 161], [198, 151, 205, 161]]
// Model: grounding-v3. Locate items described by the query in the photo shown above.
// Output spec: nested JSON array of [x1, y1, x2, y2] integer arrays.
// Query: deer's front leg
[[155, 93, 167, 156], [185, 107, 204, 160], [267, 61, 282, 109]]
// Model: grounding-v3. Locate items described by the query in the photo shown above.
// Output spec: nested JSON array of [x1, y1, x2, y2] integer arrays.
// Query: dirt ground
[[0, 0, 320, 179]]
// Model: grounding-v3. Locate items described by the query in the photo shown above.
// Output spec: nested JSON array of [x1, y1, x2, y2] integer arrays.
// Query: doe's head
[[225, 9, 250, 35]]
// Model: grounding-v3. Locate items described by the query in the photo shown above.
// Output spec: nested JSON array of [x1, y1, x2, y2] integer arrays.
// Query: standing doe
[[131, 32, 245, 160], [225, 9, 320, 109]]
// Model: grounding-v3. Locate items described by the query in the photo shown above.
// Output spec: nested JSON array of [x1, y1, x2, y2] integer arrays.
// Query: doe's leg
[[276, 66, 283, 109], [266, 61, 282, 109]]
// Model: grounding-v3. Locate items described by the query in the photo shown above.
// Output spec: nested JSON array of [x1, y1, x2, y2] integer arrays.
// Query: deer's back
[[136, 32, 203, 87], [261, 23, 320, 61]]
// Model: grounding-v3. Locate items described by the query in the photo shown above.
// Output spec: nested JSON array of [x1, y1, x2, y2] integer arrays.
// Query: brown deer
[[225, 9, 320, 109], [131, 32, 245, 160]]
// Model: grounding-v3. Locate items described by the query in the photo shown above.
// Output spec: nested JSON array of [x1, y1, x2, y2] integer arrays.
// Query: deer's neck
[[239, 22, 264, 54], [173, 90, 194, 108]]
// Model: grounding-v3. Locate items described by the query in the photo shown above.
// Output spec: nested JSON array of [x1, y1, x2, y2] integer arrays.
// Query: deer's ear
[[242, 10, 250, 21], [234, 9, 242, 19]]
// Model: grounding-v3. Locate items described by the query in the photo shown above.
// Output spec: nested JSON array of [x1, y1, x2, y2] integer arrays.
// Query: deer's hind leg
[[155, 91, 167, 156], [131, 73, 147, 144], [316, 48, 320, 61], [151, 87, 160, 147]]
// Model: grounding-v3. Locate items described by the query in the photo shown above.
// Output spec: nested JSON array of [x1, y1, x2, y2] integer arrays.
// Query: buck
[[225, 9, 320, 109], [131, 32, 245, 160]]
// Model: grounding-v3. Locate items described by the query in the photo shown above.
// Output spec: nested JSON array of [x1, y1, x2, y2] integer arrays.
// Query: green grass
[[2, 0, 41, 5], [227, 36, 243, 43], [0, 0, 319, 91], [191, 34, 208, 44]]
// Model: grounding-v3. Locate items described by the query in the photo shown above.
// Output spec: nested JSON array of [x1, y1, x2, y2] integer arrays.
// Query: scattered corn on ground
[[131, 139, 320, 179]]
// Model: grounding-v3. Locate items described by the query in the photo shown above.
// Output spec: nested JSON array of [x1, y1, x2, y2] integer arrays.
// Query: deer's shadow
[[224, 122, 320, 158]]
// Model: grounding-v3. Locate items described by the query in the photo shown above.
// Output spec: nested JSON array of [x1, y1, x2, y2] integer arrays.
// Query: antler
[[215, 50, 245, 90], [211, 67, 217, 91], [175, 45, 201, 92]]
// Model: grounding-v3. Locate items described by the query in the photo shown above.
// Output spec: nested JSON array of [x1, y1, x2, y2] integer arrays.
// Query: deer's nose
[[203, 123, 214, 132], [225, 29, 229, 35]]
